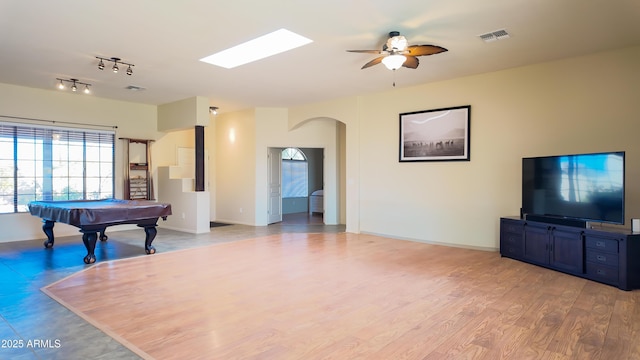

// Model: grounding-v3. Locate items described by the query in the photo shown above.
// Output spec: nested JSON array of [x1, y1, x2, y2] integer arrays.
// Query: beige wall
[[290, 97, 360, 231], [290, 45, 640, 250], [2, 45, 639, 250], [213, 107, 340, 225], [0, 85, 211, 243], [214, 109, 257, 225], [254, 108, 339, 225], [157, 96, 210, 132], [153, 129, 196, 168], [0, 83, 159, 242]]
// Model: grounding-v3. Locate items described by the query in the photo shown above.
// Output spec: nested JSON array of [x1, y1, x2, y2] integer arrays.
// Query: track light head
[[98, 59, 105, 70], [126, 65, 133, 75], [209, 106, 218, 115], [111, 57, 121, 73], [84, 85, 91, 94], [57, 79, 65, 90]]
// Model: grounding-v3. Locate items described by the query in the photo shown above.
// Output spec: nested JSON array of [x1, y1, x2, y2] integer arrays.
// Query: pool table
[[28, 199, 172, 264]]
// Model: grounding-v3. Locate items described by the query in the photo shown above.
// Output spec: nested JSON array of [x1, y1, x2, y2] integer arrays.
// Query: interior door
[[267, 148, 282, 224]]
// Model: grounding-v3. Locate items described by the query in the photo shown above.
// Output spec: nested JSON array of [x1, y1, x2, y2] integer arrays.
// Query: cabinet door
[[523, 223, 550, 265], [550, 227, 584, 274]]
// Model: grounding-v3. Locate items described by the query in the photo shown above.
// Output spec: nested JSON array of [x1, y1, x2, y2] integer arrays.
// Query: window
[[281, 148, 308, 198], [0, 123, 115, 213]]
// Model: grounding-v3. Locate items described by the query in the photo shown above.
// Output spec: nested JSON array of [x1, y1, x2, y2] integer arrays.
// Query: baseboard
[[359, 231, 498, 252]]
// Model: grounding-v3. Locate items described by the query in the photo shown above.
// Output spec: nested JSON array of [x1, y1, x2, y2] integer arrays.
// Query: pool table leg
[[143, 225, 157, 255], [81, 231, 98, 264], [42, 220, 55, 248]]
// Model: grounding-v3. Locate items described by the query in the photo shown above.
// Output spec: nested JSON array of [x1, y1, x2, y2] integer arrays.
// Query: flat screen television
[[522, 151, 625, 225]]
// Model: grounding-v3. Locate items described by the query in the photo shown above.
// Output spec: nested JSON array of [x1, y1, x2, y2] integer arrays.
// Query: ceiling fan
[[347, 31, 447, 71]]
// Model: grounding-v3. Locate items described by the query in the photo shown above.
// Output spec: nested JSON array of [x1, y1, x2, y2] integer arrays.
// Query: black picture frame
[[399, 105, 471, 162]]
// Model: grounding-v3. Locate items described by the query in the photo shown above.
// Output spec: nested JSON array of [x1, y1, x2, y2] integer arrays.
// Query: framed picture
[[399, 105, 471, 162]]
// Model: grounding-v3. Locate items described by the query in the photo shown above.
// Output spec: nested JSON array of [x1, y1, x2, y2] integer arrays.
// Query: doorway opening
[[278, 147, 324, 225]]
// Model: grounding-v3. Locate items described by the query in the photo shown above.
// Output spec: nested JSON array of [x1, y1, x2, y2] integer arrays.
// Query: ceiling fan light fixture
[[382, 54, 406, 70], [386, 35, 408, 51], [348, 31, 447, 73]]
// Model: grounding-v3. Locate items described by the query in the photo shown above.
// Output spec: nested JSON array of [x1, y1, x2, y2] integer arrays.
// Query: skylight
[[199, 28, 313, 69]]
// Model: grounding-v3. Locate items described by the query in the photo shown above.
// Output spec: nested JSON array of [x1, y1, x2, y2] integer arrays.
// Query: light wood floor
[[43, 232, 640, 360]]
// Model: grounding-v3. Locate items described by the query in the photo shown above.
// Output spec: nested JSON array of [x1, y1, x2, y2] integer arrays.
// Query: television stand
[[524, 214, 587, 228], [500, 216, 640, 290]]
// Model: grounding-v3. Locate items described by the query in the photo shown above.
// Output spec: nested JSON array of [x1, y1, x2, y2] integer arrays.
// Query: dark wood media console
[[500, 217, 640, 290]]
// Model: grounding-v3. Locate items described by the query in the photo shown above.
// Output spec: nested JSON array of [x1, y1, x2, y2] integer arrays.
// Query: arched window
[[281, 148, 308, 198]]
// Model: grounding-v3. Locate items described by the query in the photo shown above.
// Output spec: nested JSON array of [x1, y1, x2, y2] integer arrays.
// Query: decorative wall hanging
[[399, 105, 470, 162]]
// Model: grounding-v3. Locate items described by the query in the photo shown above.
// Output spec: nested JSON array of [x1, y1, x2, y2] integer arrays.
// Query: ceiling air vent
[[478, 29, 510, 42], [125, 85, 146, 91]]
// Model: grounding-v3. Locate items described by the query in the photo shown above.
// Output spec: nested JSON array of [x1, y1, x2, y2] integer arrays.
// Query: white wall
[[157, 167, 210, 234], [290, 45, 640, 250]]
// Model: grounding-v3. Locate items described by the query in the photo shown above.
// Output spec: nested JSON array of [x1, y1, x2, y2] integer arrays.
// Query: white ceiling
[[1, 1, 639, 114]]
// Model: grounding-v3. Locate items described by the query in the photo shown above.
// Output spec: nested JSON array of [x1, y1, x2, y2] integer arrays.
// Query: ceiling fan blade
[[402, 56, 419, 69], [406, 45, 448, 56], [347, 49, 386, 54], [361, 56, 384, 69]]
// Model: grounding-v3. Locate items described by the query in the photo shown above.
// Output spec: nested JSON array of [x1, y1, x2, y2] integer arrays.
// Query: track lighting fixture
[[96, 56, 135, 75], [56, 78, 91, 94], [209, 106, 218, 115]]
